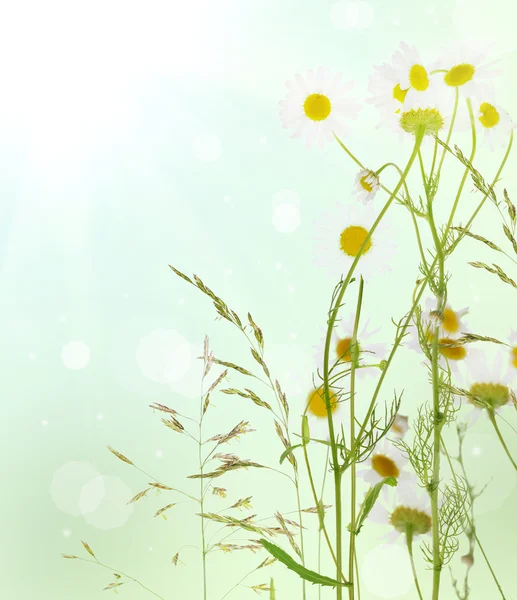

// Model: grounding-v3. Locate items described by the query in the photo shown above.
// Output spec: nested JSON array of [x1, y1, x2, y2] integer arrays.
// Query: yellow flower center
[[393, 83, 409, 104], [444, 63, 475, 87], [340, 226, 372, 257], [371, 454, 400, 478], [390, 506, 432, 535], [438, 338, 467, 361], [469, 382, 510, 410], [335, 337, 361, 363], [409, 64, 429, 91], [511, 347, 517, 369], [307, 387, 338, 418], [479, 102, 500, 129], [303, 93, 332, 121], [442, 308, 460, 333], [360, 176, 373, 192]]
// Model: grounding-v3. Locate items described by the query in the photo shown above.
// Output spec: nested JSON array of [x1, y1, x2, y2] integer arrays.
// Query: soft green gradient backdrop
[[2, 1, 517, 599]]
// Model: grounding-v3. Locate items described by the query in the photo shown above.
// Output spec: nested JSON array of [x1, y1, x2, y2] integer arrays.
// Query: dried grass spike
[[107, 446, 133, 465]]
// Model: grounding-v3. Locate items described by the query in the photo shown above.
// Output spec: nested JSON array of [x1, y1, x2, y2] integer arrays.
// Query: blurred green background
[[2, 0, 516, 598]]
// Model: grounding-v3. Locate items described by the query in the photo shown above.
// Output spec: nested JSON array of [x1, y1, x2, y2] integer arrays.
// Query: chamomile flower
[[507, 330, 517, 377], [353, 169, 381, 204], [313, 315, 387, 381], [423, 298, 469, 337], [313, 202, 396, 281], [280, 67, 361, 148], [436, 42, 501, 99], [357, 439, 412, 487], [407, 301, 470, 375], [367, 45, 428, 119], [475, 100, 515, 149], [390, 414, 409, 438], [455, 348, 515, 424], [369, 482, 432, 545], [304, 385, 342, 441]]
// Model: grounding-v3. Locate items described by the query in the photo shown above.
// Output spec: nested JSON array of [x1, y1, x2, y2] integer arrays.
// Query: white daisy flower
[[507, 330, 517, 378], [357, 439, 412, 488], [475, 100, 515, 149], [313, 315, 387, 381], [454, 348, 515, 425], [304, 385, 343, 442], [435, 41, 501, 99], [406, 300, 470, 375], [390, 414, 409, 438], [312, 202, 396, 281], [353, 169, 380, 204], [367, 44, 432, 126], [369, 481, 432, 545], [280, 67, 361, 148]]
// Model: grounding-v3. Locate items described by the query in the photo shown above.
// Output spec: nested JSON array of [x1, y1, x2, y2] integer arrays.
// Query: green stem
[[443, 96, 477, 239], [405, 527, 424, 600], [221, 567, 258, 599], [75, 557, 165, 599], [488, 410, 517, 470], [435, 87, 459, 183], [302, 442, 345, 579], [451, 131, 514, 251], [324, 129, 425, 600], [441, 437, 507, 599], [199, 406, 208, 600], [348, 277, 364, 600], [427, 167, 447, 600]]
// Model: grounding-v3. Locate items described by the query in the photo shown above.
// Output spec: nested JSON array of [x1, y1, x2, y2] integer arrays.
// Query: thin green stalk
[[451, 131, 514, 250], [435, 87, 459, 183], [301, 442, 345, 580], [428, 192, 446, 600], [406, 527, 424, 600], [487, 410, 517, 470], [348, 277, 364, 600], [221, 566, 258, 599], [319, 446, 331, 600], [199, 396, 208, 600], [443, 96, 477, 238], [441, 437, 507, 599], [73, 557, 165, 599], [334, 136, 404, 203], [430, 327, 444, 600], [324, 129, 425, 600]]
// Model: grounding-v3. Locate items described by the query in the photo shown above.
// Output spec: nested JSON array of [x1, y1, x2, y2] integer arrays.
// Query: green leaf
[[260, 539, 351, 588], [279, 444, 302, 465], [355, 476, 397, 535]]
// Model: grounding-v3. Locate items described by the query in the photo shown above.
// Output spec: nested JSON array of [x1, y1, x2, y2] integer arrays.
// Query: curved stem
[[406, 527, 424, 600], [488, 410, 517, 470]]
